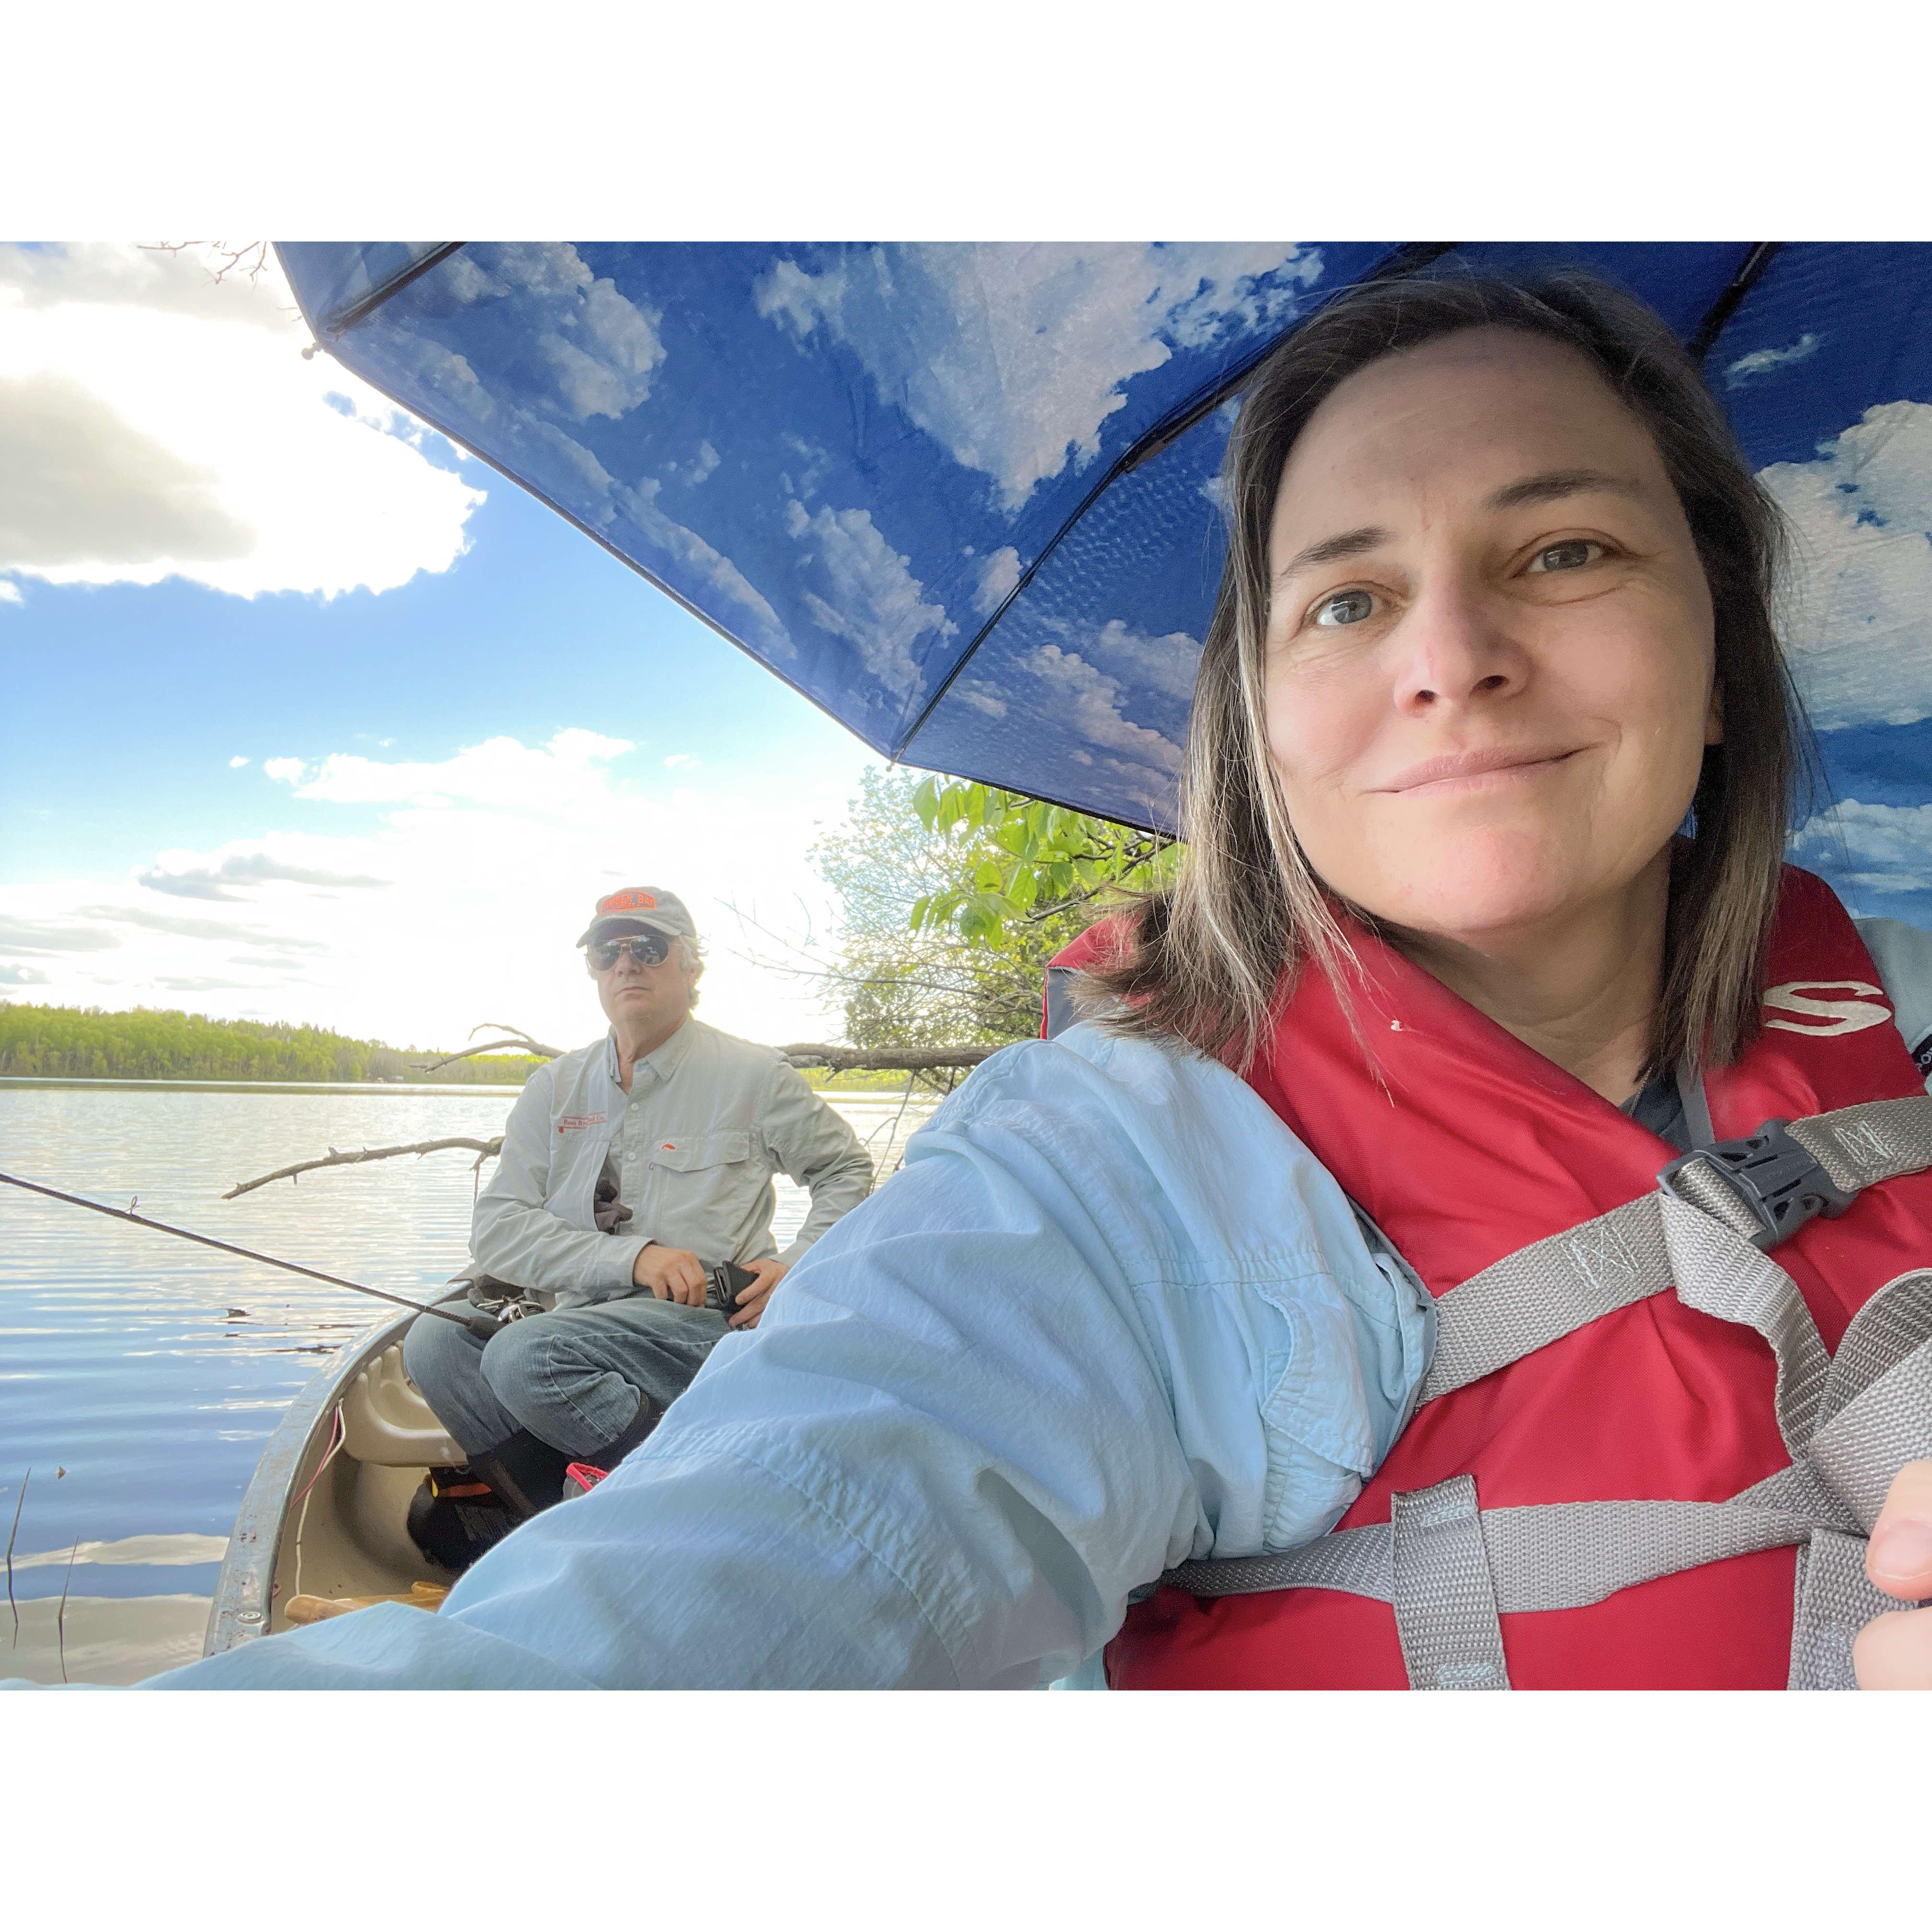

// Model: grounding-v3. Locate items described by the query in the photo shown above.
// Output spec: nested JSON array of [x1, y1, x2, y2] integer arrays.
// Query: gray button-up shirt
[[471, 1018, 874, 1311]]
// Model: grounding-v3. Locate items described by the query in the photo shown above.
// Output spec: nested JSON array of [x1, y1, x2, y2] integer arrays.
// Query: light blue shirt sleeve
[[145, 1026, 1431, 1690]]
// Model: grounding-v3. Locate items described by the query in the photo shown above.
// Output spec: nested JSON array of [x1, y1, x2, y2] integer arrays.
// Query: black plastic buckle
[[1657, 1117, 1857, 1251]]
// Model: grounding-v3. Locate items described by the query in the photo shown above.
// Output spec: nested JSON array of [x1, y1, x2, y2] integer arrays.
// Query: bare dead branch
[[224, 1137, 504, 1200], [139, 240, 270, 285], [778, 1043, 995, 1071], [408, 1025, 564, 1073]]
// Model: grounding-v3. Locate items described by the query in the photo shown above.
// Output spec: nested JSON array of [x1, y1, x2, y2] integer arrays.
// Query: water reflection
[[0, 1078, 932, 1682]]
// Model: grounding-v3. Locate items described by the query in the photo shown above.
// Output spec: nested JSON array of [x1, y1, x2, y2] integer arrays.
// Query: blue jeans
[[403, 1292, 729, 1460]]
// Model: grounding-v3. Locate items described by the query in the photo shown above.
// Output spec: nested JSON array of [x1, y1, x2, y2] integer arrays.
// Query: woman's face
[[1262, 326, 1720, 951]]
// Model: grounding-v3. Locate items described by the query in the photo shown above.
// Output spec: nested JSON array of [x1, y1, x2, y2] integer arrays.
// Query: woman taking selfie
[[158, 272, 1932, 1691]]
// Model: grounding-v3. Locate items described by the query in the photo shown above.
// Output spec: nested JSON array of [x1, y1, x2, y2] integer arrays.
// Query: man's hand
[[632, 1242, 708, 1307], [726, 1256, 790, 1330], [1854, 1459, 1932, 1689]]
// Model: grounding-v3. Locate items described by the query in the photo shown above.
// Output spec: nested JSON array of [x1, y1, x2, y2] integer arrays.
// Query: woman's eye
[[1312, 588, 1376, 627], [1527, 539, 1601, 574]]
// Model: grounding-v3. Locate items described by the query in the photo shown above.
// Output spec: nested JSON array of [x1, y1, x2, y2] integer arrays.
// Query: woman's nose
[[1392, 581, 1527, 715]]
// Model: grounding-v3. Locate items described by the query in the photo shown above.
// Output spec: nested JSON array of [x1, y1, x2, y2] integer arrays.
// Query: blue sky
[[0, 244, 879, 1050]]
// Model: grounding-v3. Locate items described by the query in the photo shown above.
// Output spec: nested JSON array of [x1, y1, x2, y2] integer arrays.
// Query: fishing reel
[[706, 1261, 758, 1315]]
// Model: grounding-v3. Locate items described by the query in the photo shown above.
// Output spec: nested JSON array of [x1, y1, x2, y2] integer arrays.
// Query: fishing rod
[[0, 1169, 499, 1338]]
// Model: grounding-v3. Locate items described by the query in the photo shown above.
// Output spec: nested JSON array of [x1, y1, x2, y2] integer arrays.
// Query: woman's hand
[[1854, 1459, 1932, 1688], [632, 1242, 708, 1307], [727, 1256, 790, 1330]]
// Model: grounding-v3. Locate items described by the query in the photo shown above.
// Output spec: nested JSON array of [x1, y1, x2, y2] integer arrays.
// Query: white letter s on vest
[[1762, 980, 1893, 1036]]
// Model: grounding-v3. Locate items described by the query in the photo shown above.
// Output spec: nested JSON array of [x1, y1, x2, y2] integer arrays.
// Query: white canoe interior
[[206, 1309, 464, 1655]]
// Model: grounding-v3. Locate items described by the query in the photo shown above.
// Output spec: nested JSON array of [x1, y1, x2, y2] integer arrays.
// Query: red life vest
[[1064, 867, 1932, 1689]]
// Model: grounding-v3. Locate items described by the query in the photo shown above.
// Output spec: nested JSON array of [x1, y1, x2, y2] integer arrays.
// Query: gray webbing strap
[[1787, 1529, 1898, 1690], [1419, 1190, 1830, 1452], [1389, 1477, 1511, 1690], [1819, 1270, 1932, 1432], [1656, 1193, 1829, 1451], [1169, 1495, 1823, 1611], [1163, 1524, 1393, 1602], [1804, 1334, 1932, 1532], [1787, 1096, 1932, 1196], [1418, 1195, 1668, 1407]]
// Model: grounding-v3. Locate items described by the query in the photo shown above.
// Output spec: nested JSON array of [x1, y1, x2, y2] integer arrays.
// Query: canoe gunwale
[[203, 1309, 417, 1657]]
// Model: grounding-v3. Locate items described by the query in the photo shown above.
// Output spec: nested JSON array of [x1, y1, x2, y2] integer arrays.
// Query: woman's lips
[[1376, 746, 1582, 796]]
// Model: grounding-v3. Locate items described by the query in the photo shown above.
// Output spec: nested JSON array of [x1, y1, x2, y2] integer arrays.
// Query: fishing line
[[0, 1170, 498, 1338]]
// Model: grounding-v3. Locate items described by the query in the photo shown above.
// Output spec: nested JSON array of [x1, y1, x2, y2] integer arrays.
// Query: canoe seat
[[340, 1345, 466, 1467]]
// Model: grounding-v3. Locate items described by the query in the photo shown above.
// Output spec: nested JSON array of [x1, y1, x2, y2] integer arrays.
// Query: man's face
[[588, 925, 700, 1035]]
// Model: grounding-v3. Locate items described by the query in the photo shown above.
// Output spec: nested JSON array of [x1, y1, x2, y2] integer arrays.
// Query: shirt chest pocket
[[638, 1128, 760, 1226], [645, 1129, 754, 1175]]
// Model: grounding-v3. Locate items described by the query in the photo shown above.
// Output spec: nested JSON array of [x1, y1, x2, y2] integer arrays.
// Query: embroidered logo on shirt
[[1762, 980, 1893, 1037], [659, 1141, 677, 1151], [558, 1112, 608, 1134]]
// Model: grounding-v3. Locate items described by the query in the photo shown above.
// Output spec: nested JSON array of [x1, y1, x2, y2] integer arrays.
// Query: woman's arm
[[148, 1033, 1425, 1690]]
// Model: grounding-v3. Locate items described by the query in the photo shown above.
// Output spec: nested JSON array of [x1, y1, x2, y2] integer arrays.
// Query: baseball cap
[[576, 886, 698, 949]]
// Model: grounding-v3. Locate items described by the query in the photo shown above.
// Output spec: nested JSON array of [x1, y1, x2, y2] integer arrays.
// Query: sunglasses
[[589, 933, 672, 971]]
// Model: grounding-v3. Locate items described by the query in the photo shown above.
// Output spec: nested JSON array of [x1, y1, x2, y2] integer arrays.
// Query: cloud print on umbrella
[[782, 499, 955, 705], [754, 242, 1323, 512], [1790, 799, 1932, 898], [1762, 400, 1932, 732], [439, 243, 668, 423], [372, 243, 794, 660]]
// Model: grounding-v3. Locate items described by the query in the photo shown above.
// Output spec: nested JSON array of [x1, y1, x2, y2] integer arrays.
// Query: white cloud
[[138, 841, 391, 902], [228, 755, 249, 768], [0, 577, 23, 603], [1790, 799, 1932, 896], [664, 753, 699, 769], [1725, 334, 1821, 390], [0, 728, 877, 1048], [972, 545, 1022, 617], [265, 728, 634, 814], [755, 243, 1322, 511], [0, 913, 119, 954], [0, 243, 486, 599], [782, 500, 955, 701], [0, 243, 291, 328], [1762, 402, 1932, 730], [74, 903, 308, 944]]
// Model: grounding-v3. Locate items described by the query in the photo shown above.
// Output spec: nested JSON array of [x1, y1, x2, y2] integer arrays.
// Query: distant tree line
[[0, 1003, 544, 1085]]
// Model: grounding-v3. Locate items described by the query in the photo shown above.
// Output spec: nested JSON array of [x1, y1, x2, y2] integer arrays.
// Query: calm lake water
[[0, 1078, 932, 1684]]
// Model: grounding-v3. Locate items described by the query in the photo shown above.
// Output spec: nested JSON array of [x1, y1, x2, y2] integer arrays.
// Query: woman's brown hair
[[1093, 270, 1810, 1077]]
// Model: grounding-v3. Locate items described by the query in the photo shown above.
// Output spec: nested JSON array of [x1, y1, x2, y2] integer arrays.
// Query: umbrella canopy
[[277, 242, 1932, 923]]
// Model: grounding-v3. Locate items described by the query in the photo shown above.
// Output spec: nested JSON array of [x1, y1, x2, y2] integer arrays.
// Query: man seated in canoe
[[402, 886, 874, 1569]]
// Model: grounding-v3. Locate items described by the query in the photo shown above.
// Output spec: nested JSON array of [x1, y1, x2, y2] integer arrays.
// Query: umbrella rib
[[1688, 243, 1783, 363], [887, 241, 1463, 764], [275, 273, 902, 762], [318, 242, 469, 340]]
